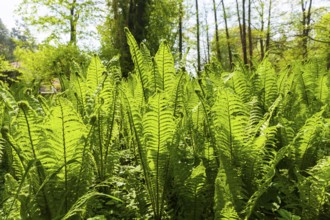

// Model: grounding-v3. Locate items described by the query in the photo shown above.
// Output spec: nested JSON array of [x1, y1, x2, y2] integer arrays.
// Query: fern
[[291, 107, 327, 171], [254, 59, 278, 111], [299, 156, 330, 218], [40, 97, 88, 215], [125, 28, 150, 101], [212, 88, 249, 216], [154, 41, 175, 93], [143, 92, 175, 219], [177, 161, 207, 220]]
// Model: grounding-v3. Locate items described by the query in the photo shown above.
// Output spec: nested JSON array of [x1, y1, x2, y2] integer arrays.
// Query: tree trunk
[[242, 0, 248, 65], [205, 13, 211, 63], [221, 0, 233, 70], [301, 0, 313, 59], [195, 0, 201, 74], [265, 0, 272, 53], [69, 0, 77, 46], [179, 0, 183, 60], [212, 0, 221, 62], [259, 1, 265, 60], [248, 0, 253, 67]]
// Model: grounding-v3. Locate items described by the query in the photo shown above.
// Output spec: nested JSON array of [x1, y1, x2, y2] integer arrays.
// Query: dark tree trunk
[[242, 0, 248, 65], [265, 0, 272, 53], [69, 0, 77, 46], [179, 0, 183, 60], [212, 0, 221, 62], [205, 14, 211, 63], [195, 0, 201, 74], [301, 0, 313, 59], [259, 1, 265, 60], [248, 0, 253, 67], [221, 0, 233, 70]]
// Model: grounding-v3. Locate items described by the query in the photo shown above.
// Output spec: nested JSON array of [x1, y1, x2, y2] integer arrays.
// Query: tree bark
[[195, 0, 201, 74], [221, 0, 233, 70], [248, 0, 253, 67], [212, 0, 221, 62], [242, 0, 248, 65], [259, 1, 265, 60], [265, 0, 272, 53], [69, 0, 77, 46], [301, 0, 313, 59], [179, 0, 183, 60]]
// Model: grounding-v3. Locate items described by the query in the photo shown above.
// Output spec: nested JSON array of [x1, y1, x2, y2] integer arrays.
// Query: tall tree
[[248, 0, 253, 66], [195, 0, 201, 74], [18, 0, 103, 46], [236, 0, 248, 65], [221, 0, 233, 69], [179, 0, 184, 60], [241, 0, 248, 65], [100, 0, 179, 76], [212, 0, 221, 62], [0, 18, 15, 60], [300, 0, 313, 58], [257, 0, 266, 60], [265, 0, 272, 53]]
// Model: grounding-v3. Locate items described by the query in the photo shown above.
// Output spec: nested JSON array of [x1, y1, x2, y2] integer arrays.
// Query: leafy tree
[[99, 0, 179, 77], [17, 0, 104, 46], [14, 44, 90, 84], [0, 18, 15, 60]]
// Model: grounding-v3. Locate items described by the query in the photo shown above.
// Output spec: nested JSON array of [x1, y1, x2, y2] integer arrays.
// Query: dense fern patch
[[0, 30, 329, 219]]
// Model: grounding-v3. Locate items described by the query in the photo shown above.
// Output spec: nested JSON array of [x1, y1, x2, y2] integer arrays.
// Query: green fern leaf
[[155, 41, 175, 93], [143, 92, 175, 219], [254, 59, 278, 110], [86, 55, 106, 95], [125, 28, 149, 101]]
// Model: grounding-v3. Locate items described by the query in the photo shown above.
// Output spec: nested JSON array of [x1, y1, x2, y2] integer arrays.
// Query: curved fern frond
[[212, 88, 249, 215], [316, 72, 329, 104], [0, 84, 18, 121], [40, 97, 88, 213], [86, 55, 106, 95], [155, 41, 175, 93], [291, 107, 327, 170], [223, 70, 251, 103], [299, 156, 330, 218], [213, 88, 249, 163], [69, 71, 88, 117], [143, 92, 175, 219], [182, 161, 207, 219], [254, 59, 278, 111], [125, 28, 149, 101]]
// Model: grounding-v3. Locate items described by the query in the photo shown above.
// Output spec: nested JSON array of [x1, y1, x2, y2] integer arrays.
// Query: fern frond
[[40, 97, 88, 213], [69, 71, 88, 117], [62, 191, 122, 220], [182, 161, 207, 219], [254, 59, 278, 111], [291, 107, 327, 170], [243, 145, 291, 219], [212, 88, 249, 163], [212, 88, 249, 215], [143, 92, 175, 219], [316, 72, 329, 104], [223, 70, 251, 103], [155, 41, 175, 93], [86, 55, 106, 95], [299, 156, 330, 218], [125, 28, 149, 101], [0, 84, 18, 120]]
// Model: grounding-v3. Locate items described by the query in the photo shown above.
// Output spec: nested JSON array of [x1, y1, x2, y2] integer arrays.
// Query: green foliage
[[14, 44, 89, 84], [1, 30, 330, 220]]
